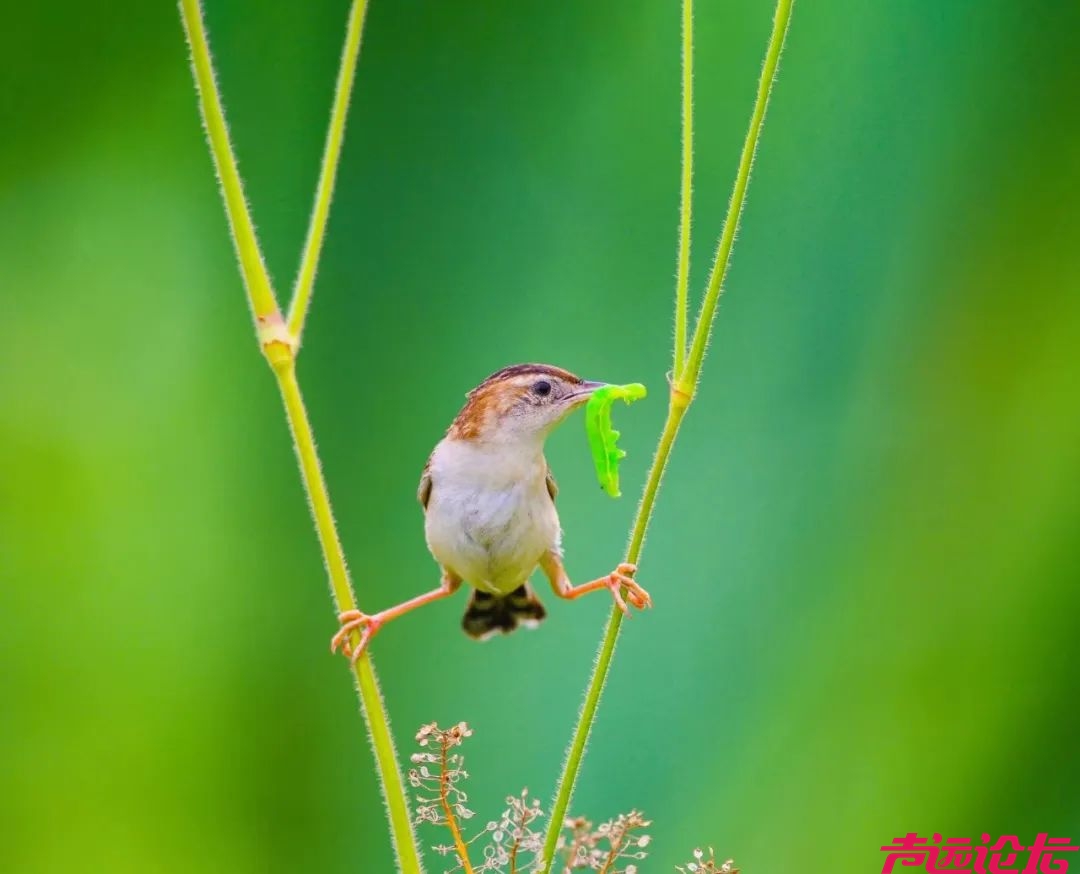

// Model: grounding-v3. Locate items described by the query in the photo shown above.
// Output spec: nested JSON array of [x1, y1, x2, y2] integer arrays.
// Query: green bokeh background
[[2, 1, 1078, 871]]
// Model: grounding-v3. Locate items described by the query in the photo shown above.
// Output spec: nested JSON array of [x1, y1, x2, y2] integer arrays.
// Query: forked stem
[[540, 1, 795, 868], [178, 1, 423, 870]]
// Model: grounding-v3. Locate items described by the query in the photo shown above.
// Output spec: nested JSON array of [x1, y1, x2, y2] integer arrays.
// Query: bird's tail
[[462, 584, 547, 640]]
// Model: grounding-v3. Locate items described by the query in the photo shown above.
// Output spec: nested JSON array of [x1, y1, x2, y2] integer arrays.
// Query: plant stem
[[540, 1, 794, 868], [288, 0, 370, 346], [272, 363, 422, 873], [178, 1, 423, 870], [678, 0, 794, 395], [507, 802, 527, 874], [438, 739, 475, 874], [540, 405, 686, 870], [179, 0, 276, 321], [673, 0, 694, 380]]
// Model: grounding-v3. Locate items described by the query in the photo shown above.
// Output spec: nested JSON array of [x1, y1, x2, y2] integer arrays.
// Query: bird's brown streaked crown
[[450, 363, 586, 440], [466, 363, 583, 398]]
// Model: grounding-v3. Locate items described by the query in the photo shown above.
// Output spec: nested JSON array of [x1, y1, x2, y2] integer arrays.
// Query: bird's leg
[[539, 551, 652, 617], [331, 570, 462, 665]]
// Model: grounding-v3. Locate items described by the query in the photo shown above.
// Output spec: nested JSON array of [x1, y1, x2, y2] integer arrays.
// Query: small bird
[[331, 363, 652, 663]]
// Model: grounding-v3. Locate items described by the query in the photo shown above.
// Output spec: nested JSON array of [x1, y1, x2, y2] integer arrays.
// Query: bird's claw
[[607, 562, 652, 616], [330, 610, 383, 666]]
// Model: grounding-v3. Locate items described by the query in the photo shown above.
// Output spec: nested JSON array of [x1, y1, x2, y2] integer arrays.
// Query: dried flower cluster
[[410, 722, 474, 829], [410, 723, 731, 874], [556, 812, 652, 872], [473, 790, 546, 872], [676, 848, 739, 874], [409, 722, 479, 871]]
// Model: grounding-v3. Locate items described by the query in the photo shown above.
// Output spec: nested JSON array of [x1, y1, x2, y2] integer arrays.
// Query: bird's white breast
[[424, 438, 561, 594]]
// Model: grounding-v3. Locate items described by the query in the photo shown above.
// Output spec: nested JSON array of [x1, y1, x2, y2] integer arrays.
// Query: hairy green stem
[[541, 1, 794, 867], [274, 362, 421, 872], [673, 0, 694, 380], [678, 0, 794, 394], [288, 0, 370, 346], [179, 0, 275, 321], [178, 1, 423, 870]]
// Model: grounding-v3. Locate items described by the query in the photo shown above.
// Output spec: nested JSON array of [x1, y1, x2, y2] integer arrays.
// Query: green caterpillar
[[584, 383, 647, 498]]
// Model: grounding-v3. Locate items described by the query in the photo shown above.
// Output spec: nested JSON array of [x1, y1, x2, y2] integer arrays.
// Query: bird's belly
[[425, 483, 559, 595]]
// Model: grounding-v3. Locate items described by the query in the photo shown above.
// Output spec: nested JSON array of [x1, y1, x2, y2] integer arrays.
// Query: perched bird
[[331, 363, 652, 663]]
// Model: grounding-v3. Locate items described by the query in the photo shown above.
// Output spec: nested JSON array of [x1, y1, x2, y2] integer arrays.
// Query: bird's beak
[[568, 380, 607, 405]]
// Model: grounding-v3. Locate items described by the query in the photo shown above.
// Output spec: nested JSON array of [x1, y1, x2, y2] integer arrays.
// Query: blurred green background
[[2, 0, 1078, 871]]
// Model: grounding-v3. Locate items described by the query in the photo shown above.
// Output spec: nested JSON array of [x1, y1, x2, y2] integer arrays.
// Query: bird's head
[[448, 363, 605, 445]]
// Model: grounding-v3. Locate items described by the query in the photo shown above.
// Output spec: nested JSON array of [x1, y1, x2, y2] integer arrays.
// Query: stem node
[[257, 311, 297, 371], [668, 372, 695, 411]]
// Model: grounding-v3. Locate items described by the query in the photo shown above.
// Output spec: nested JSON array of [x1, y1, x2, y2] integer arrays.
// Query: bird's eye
[[533, 380, 552, 397]]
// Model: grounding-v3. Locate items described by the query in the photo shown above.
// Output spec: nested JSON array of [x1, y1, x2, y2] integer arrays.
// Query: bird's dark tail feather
[[462, 584, 547, 640]]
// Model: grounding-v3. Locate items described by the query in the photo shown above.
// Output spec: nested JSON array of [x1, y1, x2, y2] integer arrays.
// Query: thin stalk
[[179, 0, 276, 321], [540, 405, 686, 870], [288, 0, 370, 346], [178, 1, 423, 870], [679, 0, 794, 395], [673, 0, 694, 379], [272, 364, 421, 873], [438, 738, 476, 874], [507, 802, 528, 874], [540, 1, 794, 868]]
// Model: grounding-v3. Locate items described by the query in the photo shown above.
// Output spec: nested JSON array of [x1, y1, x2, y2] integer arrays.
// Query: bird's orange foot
[[606, 562, 652, 616], [330, 610, 384, 666]]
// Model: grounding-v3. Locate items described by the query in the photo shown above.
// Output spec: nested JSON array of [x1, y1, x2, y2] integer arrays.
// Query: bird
[[331, 363, 652, 664]]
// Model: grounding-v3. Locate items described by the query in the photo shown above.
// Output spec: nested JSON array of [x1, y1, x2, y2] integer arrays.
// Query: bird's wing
[[418, 458, 433, 510], [545, 466, 558, 502]]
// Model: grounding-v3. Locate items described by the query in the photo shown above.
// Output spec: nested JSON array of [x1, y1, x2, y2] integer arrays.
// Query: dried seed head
[[677, 847, 739, 874]]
